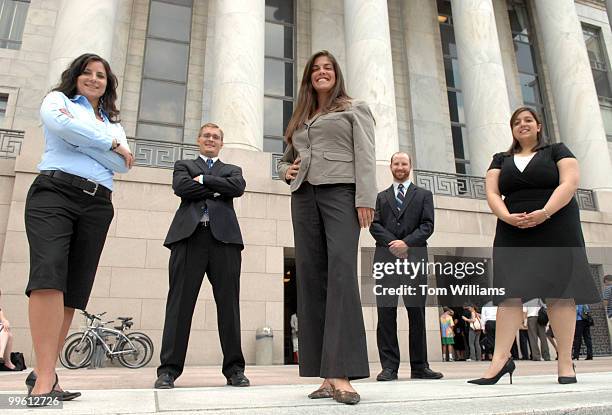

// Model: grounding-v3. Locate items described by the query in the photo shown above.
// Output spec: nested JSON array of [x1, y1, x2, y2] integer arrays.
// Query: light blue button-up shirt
[[38, 91, 131, 191]]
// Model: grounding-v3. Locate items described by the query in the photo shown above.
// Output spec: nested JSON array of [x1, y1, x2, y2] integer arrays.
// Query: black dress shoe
[[376, 368, 398, 381], [154, 373, 175, 389], [411, 367, 443, 379], [25, 371, 81, 401], [227, 372, 250, 387]]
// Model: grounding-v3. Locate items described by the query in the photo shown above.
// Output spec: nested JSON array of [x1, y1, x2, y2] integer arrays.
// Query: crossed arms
[[172, 161, 246, 201], [40, 92, 132, 173]]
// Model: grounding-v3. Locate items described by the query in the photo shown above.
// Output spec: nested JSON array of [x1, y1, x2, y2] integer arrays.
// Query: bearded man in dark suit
[[370, 152, 443, 381]]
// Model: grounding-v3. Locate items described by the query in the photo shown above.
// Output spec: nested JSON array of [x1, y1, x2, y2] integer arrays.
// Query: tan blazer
[[277, 100, 377, 208]]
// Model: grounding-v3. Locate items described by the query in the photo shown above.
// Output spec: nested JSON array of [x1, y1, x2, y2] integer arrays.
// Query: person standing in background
[[519, 307, 531, 360], [480, 304, 498, 361], [440, 308, 455, 362], [0, 289, 16, 371], [463, 305, 483, 361], [371, 152, 443, 381], [602, 275, 612, 336], [525, 299, 551, 361], [290, 313, 299, 364], [572, 304, 593, 361]]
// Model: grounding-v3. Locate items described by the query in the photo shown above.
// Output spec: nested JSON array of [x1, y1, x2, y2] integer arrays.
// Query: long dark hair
[[284, 50, 351, 143], [507, 106, 547, 154], [52, 53, 120, 123]]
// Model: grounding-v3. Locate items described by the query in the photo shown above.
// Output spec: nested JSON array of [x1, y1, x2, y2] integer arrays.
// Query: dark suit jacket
[[164, 157, 246, 249], [369, 183, 434, 269]]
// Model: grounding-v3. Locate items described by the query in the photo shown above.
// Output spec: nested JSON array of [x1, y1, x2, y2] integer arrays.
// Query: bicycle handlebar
[[81, 311, 107, 320]]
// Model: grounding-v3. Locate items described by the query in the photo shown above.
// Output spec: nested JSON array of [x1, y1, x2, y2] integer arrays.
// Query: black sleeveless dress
[[488, 143, 599, 304]]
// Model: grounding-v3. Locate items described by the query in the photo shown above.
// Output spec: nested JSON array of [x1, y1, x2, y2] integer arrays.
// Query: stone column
[[534, 0, 612, 193], [401, 0, 455, 172], [311, 0, 346, 70], [451, 0, 512, 177], [493, 0, 523, 112], [210, 0, 265, 151], [47, 0, 119, 89], [344, 0, 399, 162], [607, 0, 612, 32]]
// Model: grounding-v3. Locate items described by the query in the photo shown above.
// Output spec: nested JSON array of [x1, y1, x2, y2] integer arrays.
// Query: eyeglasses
[[200, 133, 222, 140]]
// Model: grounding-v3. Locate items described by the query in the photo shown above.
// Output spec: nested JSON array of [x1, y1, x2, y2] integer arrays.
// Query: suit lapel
[[194, 156, 207, 173], [211, 159, 225, 175], [384, 185, 399, 219], [398, 183, 417, 218], [195, 157, 224, 175]]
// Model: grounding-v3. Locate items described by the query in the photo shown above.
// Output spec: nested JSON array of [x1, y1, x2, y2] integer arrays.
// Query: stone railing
[[413, 169, 597, 211], [0, 128, 24, 159], [270, 157, 598, 211], [99, 144, 600, 212], [126, 138, 199, 169], [413, 169, 486, 200]]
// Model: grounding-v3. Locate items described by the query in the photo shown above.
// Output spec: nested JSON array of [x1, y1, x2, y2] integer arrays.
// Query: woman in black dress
[[468, 107, 599, 385]]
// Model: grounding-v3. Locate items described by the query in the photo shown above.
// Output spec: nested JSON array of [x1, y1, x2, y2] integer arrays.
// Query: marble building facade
[[0, 0, 612, 367]]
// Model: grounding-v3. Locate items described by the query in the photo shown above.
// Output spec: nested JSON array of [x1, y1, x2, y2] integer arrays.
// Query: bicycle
[[60, 311, 154, 369]]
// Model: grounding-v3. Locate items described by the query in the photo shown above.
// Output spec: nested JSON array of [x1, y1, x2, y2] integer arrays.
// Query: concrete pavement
[[1, 359, 611, 414]]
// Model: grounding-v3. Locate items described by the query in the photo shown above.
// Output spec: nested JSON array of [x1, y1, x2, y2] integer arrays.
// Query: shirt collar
[[200, 155, 219, 164], [70, 95, 108, 121], [70, 94, 87, 103], [393, 179, 411, 193]]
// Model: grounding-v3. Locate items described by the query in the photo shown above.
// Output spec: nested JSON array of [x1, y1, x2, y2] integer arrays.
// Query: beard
[[392, 171, 410, 182]]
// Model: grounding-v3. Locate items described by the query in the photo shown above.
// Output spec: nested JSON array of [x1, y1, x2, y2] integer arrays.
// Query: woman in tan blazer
[[278, 50, 377, 405]]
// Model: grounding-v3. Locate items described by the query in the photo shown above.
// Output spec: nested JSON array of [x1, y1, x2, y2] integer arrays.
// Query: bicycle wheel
[[61, 334, 94, 369], [59, 332, 84, 369], [117, 333, 154, 369]]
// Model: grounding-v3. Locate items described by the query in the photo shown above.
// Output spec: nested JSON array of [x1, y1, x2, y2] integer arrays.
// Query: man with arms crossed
[[155, 123, 249, 388], [370, 152, 443, 381]]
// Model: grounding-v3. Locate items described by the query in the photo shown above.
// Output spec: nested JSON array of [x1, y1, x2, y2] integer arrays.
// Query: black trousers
[[291, 183, 369, 380], [24, 174, 114, 310], [519, 329, 531, 359], [572, 320, 593, 359], [484, 321, 496, 354], [377, 306, 428, 371], [157, 225, 244, 379]]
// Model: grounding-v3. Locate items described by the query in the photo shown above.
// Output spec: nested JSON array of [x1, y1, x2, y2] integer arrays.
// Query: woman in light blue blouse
[[24, 53, 133, 404]]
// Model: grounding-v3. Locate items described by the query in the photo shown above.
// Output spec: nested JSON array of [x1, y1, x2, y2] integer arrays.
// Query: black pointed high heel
[[467, 357, 515, 385], [26, 371, 81, 401], [558, 363, 577, 384], [25, 370, 36, 394], [26, 374, 63, 407]]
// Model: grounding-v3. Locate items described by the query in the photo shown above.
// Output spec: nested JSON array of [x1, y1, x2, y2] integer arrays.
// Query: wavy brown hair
[[507, 106, 547, 155], [284, 50, 351, 143], [52, 53, 121, 123]]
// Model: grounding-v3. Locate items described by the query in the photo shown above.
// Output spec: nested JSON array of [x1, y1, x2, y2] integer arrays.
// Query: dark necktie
[[396, 183, 405, 210], [202, 158, 214, 222]]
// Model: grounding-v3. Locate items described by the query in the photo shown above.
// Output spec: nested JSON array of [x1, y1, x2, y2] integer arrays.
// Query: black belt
[[40, 170, 112, 200]]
